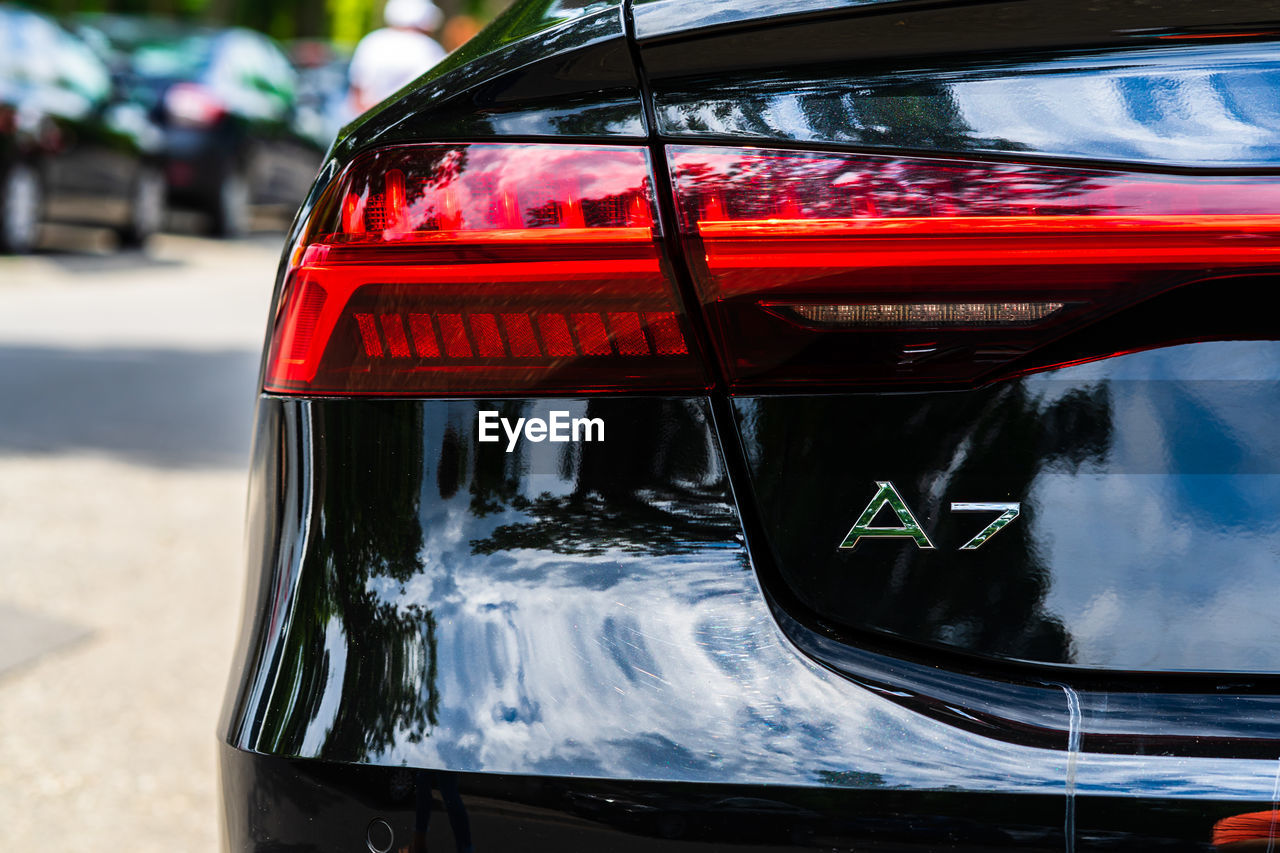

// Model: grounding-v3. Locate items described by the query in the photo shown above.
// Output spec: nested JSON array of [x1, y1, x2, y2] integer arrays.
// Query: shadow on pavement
[[30, 222, 286, 275], [0, 345, 260, 469]]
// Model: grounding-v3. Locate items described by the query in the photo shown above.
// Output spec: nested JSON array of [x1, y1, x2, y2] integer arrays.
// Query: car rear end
[[221, 1, 1280, 850]]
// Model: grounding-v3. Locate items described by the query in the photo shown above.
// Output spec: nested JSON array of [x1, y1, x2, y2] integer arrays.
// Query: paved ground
[[0, 224, 282, 851]]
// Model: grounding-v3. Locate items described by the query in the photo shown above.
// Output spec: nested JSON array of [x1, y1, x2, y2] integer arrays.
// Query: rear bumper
[[220, 744, 1072, 852], [219, 396, 1280, 851], [162, 126, 237, 208], [221, 744, 1280, 852]]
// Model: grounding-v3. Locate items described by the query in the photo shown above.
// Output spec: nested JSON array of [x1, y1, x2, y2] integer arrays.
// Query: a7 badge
[[839, 481, 1021, 551]]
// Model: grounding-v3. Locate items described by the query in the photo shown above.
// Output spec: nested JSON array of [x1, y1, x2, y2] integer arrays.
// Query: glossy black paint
[[736, 340, 1280, 675], [635, 0, 1280, 70], [224, 0, 1280, 847], [636, 1, 1280, 169], [647, 43, 1280, 168], [223, 397, 1280, 789], [334, 0, 645, 157], [226, 743, 1280, 851], [221, 745, 1073, 852]]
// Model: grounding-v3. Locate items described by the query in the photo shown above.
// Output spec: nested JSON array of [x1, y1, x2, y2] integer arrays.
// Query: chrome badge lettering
[[949, 502, 1021, 550], [840, 482, 1020, 551], [838, 481, 934, 550]]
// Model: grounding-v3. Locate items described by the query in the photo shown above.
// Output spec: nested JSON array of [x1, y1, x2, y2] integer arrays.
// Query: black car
[[288, 39, 353, 152], [1, 5, 165, 253], [77, 15, 324, 237], [220, 0, 1280, 850]]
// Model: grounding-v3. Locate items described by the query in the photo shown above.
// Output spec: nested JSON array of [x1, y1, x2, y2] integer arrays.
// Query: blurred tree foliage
[[27, 0, 513, 44]]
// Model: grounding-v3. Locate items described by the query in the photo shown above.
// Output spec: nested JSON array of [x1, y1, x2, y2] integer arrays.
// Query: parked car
[[76, 15, 324, 236], [220, 0, 1280, 850], [0, 4, 165, 253], [288, 39, 353, 151]]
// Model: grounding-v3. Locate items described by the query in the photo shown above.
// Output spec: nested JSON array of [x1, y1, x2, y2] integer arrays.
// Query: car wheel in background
[[0, 162, 42, 254], [210, 169, 250, 238], [118, 165, 167, 249]]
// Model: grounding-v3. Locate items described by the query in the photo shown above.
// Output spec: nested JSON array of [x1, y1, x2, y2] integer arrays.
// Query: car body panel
[[335, 3, 644, 155], [648, 42, 1280, 168], [221, 0, 1280, 848], [737, 340, 1280, 675], [221, 748, 1076, 852], [634, 0, 1280, 68], [222, 398, 1280, 794], [630, 1, 1280, 680], [226, 397, 1076, 790]]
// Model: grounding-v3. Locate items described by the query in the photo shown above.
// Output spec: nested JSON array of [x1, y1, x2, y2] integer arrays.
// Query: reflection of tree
[[673, 151, 1102, 223], [473, 491, 733, 556], [661, 69, 1028, 157], [467, 399, 525, 517], [469, 400, 740, 557], [255, 403, 439, 756], [743, 378, 1113, 664], [524, 185, 648, 228]]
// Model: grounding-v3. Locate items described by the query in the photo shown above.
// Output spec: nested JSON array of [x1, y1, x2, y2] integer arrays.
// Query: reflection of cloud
[[354, 520, 1280, 800], [366, 538, 1080, 792], [298, 615, 348, 755], [280, 390, 1280, 804], [1036, 472, 1280, 671], [1076, 753, 1280, 799], [954, 56, 1280, 164], [1027, 342, 1280, 671]]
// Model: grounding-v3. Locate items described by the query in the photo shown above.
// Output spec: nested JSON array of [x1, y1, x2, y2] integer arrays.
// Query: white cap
[[384, 0, 443, 31]]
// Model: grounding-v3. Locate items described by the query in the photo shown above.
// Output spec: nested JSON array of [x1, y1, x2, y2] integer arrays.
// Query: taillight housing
[[668, 145, 1280, 390], [265, 144, 707, 396]]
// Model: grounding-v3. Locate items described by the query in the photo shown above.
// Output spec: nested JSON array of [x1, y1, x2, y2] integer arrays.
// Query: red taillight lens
[[164, 83, 226, 127], [669, 145, 1280, 389], [265, 144, 707, 396]]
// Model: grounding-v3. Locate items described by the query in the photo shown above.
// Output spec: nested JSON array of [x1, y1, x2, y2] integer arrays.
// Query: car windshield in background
[[128, 36, 216, 80], [76, 15, 215, 79]]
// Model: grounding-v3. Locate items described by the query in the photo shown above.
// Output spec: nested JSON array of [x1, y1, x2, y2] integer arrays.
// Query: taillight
[[265, 144, 707, 396], [163, 83, 226, 128], [668, 145, 1280, 390]]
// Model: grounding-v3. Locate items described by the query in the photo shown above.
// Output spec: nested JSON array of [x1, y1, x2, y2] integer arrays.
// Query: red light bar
[[1214, 810, 1280, 847], [265, 144, 707, 396], [668, 145, 1280, 389]]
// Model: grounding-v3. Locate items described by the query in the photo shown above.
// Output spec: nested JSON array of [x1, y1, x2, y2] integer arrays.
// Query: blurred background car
[[75, 15, 325, 236], [0, 1, 500, 850], [288, 38, 352, 152], [1, 4, 166, 253]]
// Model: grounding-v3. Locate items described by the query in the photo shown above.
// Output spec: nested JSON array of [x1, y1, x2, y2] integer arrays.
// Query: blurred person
[[441, 14, 482, 53], [348, 0, 445, 114]]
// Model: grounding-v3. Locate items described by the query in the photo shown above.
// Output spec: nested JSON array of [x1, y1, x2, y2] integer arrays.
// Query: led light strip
[[774, 301, 1066, 327]]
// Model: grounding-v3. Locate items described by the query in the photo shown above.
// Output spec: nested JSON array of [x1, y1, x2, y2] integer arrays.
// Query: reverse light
[[265, 144, 706, 396], [668, 146, 1280, 389], [774, 302, 1066, 327]]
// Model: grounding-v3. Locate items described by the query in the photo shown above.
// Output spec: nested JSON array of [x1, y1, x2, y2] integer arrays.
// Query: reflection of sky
[[367, 516, 1077, 791], [1026, 342, 1280, 671], [952, 50, 1280, 165], [337, 395, 1280, 800], [657, 45, 1280, 169]]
